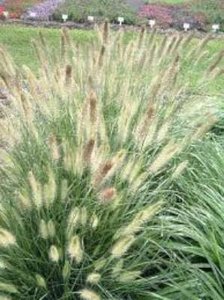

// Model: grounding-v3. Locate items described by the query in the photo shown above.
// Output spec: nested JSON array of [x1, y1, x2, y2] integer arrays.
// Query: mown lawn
[[0, 25, 96, 70], [0, 25, 224, 95]]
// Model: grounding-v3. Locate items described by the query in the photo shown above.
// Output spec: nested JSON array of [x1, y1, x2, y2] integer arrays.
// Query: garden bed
[[140, 1, 224, 30], [0, 0, 224, 31], [1, 0, 41, 18], [2, 18, 224, 39], [52, 0, 138, 25]]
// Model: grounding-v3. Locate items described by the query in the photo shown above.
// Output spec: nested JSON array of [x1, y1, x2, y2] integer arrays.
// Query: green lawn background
[[0, 25, 224, 96]]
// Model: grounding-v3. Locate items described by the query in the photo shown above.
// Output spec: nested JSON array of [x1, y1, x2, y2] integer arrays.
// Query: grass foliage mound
[[0, 24, 222, 299]]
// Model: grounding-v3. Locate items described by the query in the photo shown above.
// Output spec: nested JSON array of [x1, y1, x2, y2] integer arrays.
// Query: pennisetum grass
[[0, 24, 222, 299]]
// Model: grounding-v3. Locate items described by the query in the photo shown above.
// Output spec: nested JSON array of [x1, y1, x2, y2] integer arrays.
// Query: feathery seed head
[[94, 258, 107, 271], [192, 115, 217, 141], [138, 26, 146, 48], [61, 179, 68, 201], [0, 260, 7, 270], [115, 202, 162, 238], [0, 283, 18, 294], [67, 235, 83, 264], [86, 272, 101, 285], [208, 50, 224, 73], [93, 151, 126, 188], [68, 207, 81, 232], [79, 288, 101, 300], [35, 274, 47, 289], [111, 235, 135, 259], [62, 260, 71, 280], [18, 191, 31, 209], [83, 139, 95, 165], [156, 122, 170, 143], [49, 245, 60, 263], [65, 64, 72, 86], [80, 207, 88, 226], [48, 135, 60, 161], [0, 295, 12, 300], [47, 220, 56, 238], [172, 160, 189, 179], [99, 187, 117, 204], [93, 160, 113, 187], [111, 259, 124, 277], [103, 21, 109, 44], [0, 229, 16, 248], [88, 90, 97, 125], [39, 220, 48, 240], [129, 172, 148, 192], [149, 142, 181, 174], [28, 171, 42, 209], [90, 214, 99, 229], [43, 169, 57, 207], [118, 271, 141, 283]]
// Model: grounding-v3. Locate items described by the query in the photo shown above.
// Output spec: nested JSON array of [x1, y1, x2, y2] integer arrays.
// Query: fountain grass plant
[[0, 24, 222, 299]]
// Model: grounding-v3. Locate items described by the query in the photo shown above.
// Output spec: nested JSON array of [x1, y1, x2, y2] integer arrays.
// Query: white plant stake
[[118, 17, 124, 26], [212, 24, 220, 33], [3, 11, 9, 18], [62, 14, 68, 22], [149, 19, 156, 29], [29, 12, 37, 18], [87, 16, 94, 22], [183, 23, 190, 32]]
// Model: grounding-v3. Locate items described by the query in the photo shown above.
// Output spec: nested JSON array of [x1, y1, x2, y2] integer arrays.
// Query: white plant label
[[30, 12, 37, 18], [183, 23, 190, 31], [3, 11, 9, 18], [149, 19, 156, 28], [87, 16, 94, 22], [118, 17, 124, 26], [212, 24, 220, 32], [62, 14, 68, 22]]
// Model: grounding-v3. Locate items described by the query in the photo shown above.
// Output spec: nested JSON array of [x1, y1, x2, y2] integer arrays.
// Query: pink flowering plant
[[3, 0, 41, 18], [139, 3, 205, 28]]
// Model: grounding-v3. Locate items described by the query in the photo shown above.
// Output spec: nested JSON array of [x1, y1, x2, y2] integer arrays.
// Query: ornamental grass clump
[[0, 24, 221, 299]]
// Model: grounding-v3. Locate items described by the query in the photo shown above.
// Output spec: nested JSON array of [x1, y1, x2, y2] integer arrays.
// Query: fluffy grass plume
[[0, 24, 220, 299]]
